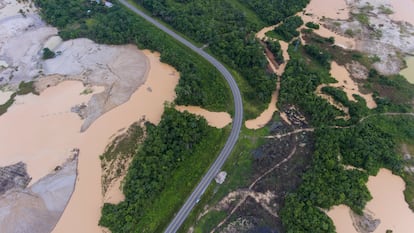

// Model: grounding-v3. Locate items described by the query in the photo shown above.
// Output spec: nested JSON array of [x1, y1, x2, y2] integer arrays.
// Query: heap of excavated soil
[[40, 39, 149, 131], [0, 156, 78, 233]]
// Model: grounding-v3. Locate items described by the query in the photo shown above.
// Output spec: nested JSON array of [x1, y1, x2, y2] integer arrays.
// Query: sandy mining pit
[[317, 0, 414, 75], [38, 38, 149, 131]]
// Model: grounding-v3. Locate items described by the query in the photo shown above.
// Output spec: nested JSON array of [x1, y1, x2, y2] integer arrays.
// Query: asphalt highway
[[118, 1, 244, 232]]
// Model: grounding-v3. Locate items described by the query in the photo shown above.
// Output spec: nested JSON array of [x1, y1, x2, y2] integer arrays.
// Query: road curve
[[118, 0, 244, 232]]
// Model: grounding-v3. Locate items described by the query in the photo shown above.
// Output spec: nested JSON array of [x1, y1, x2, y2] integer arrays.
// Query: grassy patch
[[194, 211, 227, 233], [379, 5, 394, 15], [354, 13, 370, 26], [100, 121, 145, 193], [0, 93, 16, 116], [228, 68, 270, 120], [16, 81, 38, 95], [178, 126, 270, 232]]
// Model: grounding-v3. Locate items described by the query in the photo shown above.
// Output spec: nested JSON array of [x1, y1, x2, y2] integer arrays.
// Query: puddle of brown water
[[175, 106, 231, 128], [390, 0, 414, 25], [305, 0, 350, 20], [328, 169, 414, 233], [365, 169, 414, 232], [400, 56, 414, 84], [330, 61, 376, 109], [0, 81, 93, 183]]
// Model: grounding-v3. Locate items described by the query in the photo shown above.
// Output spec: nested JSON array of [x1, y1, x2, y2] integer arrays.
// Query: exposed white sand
[[0, 0, 34, 19], [103, 176, 125, 205], [0, 156, 78, 233], [0, 90, 13, 105], [175, 106, 232, 128], [42, 39, 149, 131], [43, 36, 62, 51], [0, 60, 8, 68]]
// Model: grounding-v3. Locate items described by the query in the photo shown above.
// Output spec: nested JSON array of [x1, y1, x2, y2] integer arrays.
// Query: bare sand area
[[0, 156, 78, 233], [256, 25, 278, 41], [40, 39, 149, 131], [400, 56, 414, 84], [175, 106, 232, 128], [0, 7, 54, 86], [0, 0, 34, 19], [328, 169, 414, 233], [52, 51, 179, 233], [0, 90, 13, 105]]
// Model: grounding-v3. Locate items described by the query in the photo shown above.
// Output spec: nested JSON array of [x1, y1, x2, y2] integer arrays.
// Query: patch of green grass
[[265, 30, 280, 40], [1, 81, 39, 116], [359, 3, 374, 12], [16, 81, 38, 95], [354, 13, 370, 26], [227, 0, 265, 28], [80, 88, 93, 95], [0, 93, 16, 116], [403, 167, 414, 211], [402, 143, 414, 211], [126, 0, 205, 48], [345, 29, 355, 37], [228, 68, 271, 120], [194, 211, 227, 233], [378, 5, 394, 15], [179, 126, 270, 232]]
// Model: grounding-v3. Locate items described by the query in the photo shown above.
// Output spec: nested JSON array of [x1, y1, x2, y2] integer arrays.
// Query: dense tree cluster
[[34, 0, 230, 111], [367, 69, 414, 113], [281, 116, 412, 233], [304, 44, 331, 69], [273, 16, 304, 41], [305, 21, 320, 29], [265, 40, 284, 64], [99, 107, 222, 232], [42, 48, 55, 59], [135, 0, 276, 108], [278, 35, 414, 232], [278, 42, 346, 126], [239, 0, 309, 24], [321, 86, 369, 122]]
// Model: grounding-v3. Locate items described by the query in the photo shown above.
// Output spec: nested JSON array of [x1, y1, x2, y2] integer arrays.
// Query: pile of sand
[[0, 156, 78, 233], [40, 39, 149, 131]]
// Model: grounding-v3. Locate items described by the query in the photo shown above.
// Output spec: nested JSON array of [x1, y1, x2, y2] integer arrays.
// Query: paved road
[[118, 0, 244, 232]]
